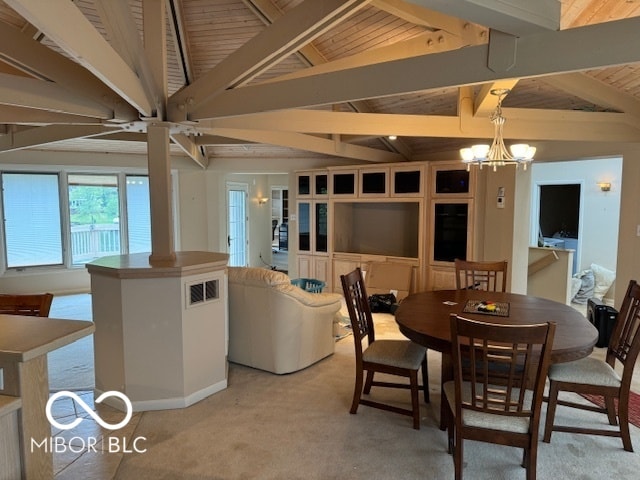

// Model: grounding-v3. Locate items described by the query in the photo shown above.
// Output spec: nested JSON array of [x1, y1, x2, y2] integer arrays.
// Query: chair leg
[[454, 429, 463, 480], [351, 368, 364, 414], [445, 401, 454, 455], [543, 381, 560, 443], [604, 395, 618, 425], [410, 371, 420, 430], [525, 444, 537, 480], [363, 370, 375, 394], [618, 397, 634, 452], [421, 354, 430, 403]]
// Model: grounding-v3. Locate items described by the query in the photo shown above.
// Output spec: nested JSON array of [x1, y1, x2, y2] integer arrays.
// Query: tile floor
[[49, 390, 142, 479]]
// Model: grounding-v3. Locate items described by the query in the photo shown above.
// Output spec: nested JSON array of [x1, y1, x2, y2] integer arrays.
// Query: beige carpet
[[48, 300, 640, 479], [111, 313, 640, 480]]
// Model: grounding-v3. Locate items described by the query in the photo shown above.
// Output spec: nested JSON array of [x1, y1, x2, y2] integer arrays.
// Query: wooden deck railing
[[70, 224, 120, 262]]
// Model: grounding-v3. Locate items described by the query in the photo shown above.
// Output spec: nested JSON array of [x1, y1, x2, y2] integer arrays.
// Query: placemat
[[463, 299, 510, 317]]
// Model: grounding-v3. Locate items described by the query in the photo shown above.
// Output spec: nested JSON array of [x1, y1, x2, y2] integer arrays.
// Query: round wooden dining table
[[394, 289, 599, 428]]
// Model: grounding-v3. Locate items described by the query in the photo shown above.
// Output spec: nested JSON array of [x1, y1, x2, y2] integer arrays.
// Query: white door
[[227, 183, 248, 267]]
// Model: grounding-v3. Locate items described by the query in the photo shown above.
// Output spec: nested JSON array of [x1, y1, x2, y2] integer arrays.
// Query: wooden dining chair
[[543, 279, 640, 452], [454, 259, 508, 292], [340, 267, 428, 429], [0, 293, 54, 317], [444, 314, 555, 480]]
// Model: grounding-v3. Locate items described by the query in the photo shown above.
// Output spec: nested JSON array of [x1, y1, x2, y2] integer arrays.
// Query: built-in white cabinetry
[[295, 161, 477, 293], [296, 172, 330, 284], [296, 162, 430, 293], [427, 162, 478, 290]]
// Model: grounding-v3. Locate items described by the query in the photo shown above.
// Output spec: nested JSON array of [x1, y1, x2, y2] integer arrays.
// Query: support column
[[147, 123, 175, 263]]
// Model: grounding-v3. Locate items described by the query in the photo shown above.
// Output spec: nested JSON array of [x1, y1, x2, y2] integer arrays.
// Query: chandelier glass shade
[[460, 89, 536, 171]]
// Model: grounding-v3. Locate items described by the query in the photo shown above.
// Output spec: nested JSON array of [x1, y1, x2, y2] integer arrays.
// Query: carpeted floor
[[581, 392, 640, 428], [48, 295, 640, 479]]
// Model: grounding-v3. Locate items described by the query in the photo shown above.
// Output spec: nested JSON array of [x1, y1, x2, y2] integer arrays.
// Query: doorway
[[227, 182, 248, 267], [537, 183, 582, 274]]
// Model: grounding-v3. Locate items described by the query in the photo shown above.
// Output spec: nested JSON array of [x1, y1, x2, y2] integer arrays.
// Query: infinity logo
[[46, 391, 133, 431]]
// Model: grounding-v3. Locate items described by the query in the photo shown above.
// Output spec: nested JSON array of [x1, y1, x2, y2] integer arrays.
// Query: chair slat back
[[0, 293, 54, 317], [608, 280, 640, 374], [341, 268, 375, 351], [450, 314, 555, 420], [455, 259, 508, 292]]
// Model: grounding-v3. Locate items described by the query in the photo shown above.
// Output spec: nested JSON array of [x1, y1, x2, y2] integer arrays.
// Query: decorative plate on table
[[463, 300, 510, 317]]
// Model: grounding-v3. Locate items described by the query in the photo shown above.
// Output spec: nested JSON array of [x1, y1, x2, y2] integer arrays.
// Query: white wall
[[529, 157, 622, 273]]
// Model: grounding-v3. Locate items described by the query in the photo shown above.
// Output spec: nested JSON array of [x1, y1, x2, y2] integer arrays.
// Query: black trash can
[[587, 297, 618, 348]]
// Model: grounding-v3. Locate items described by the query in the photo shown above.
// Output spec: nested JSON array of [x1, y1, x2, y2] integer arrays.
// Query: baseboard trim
[[94, 380, 228, 412]]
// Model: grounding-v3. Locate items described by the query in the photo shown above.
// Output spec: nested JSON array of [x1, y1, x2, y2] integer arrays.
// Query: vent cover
[[187, 279, 219, 307]]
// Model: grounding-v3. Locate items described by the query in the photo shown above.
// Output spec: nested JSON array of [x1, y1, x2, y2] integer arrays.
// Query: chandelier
[[460, 88, 536, 171]]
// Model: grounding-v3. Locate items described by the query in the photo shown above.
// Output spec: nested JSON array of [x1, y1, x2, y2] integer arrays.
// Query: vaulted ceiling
[[0, 0, 639, 167]]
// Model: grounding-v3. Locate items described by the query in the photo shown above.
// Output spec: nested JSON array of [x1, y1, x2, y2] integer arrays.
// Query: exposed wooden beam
[[0, 125, 117, 152], [142, 0, 168, 119], [201, 128, 405, 163], [200, 108, 640, 143], [265, 30, 484, 84], [0, 23, 138, 122], [474, 80, 520, 116], [543, 72, 640, 128], [404, 0, 560, 36], [372, 0, 486, 42], [242, 0, 328, 66], [170, 133, 208, 169], [0, 105, 102, 125], [189, 17, 640, 120], [95, 0, 162, 117], [6, 0, 154, 116], [168, 0, 372, 122], [0, 72, 114, 119]]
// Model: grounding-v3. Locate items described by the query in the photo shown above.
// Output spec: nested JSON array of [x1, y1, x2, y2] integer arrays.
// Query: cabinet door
[[430, 162, 475, 197], [314, 202, 328, 254], [430, 199, 474, 265], [333, 257, 361, 293], [297, 255, 313, 278], [313, 257, 330, 285], [428, 266, 457, 290], [391, 165, 423, 197], [359, 168, 389, 197], [297, 173, 312, 198], [330, 170, 358, 198], [313, 172, 329, 197], [297, 202, 311, 252]]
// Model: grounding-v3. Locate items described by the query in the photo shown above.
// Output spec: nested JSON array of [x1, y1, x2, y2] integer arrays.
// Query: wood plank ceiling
[[0, 0, 639, 166]]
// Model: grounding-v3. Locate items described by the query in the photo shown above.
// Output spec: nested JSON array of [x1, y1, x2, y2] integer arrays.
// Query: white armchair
[[227, 267, 343, 374]]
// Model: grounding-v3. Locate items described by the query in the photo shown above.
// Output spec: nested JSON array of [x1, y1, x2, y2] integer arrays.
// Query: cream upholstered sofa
[[227, 267, 342, 374]]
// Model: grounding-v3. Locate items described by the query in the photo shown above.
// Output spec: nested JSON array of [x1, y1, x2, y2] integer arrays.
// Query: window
[[68, 174, 120, 265], [126, 176, 152, 254], [2, 173, 63, 268], [1, 171, 153, 271]]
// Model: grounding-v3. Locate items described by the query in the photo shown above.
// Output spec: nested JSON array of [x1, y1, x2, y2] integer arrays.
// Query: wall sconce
[[258, 197, 269, 205], [597, 182, 611, 192]]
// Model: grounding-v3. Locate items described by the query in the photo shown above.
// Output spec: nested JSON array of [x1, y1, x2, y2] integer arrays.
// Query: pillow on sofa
[[570, 277, 582, 301], [572, 269, 595, 304], [590, 263, 616, 301]]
